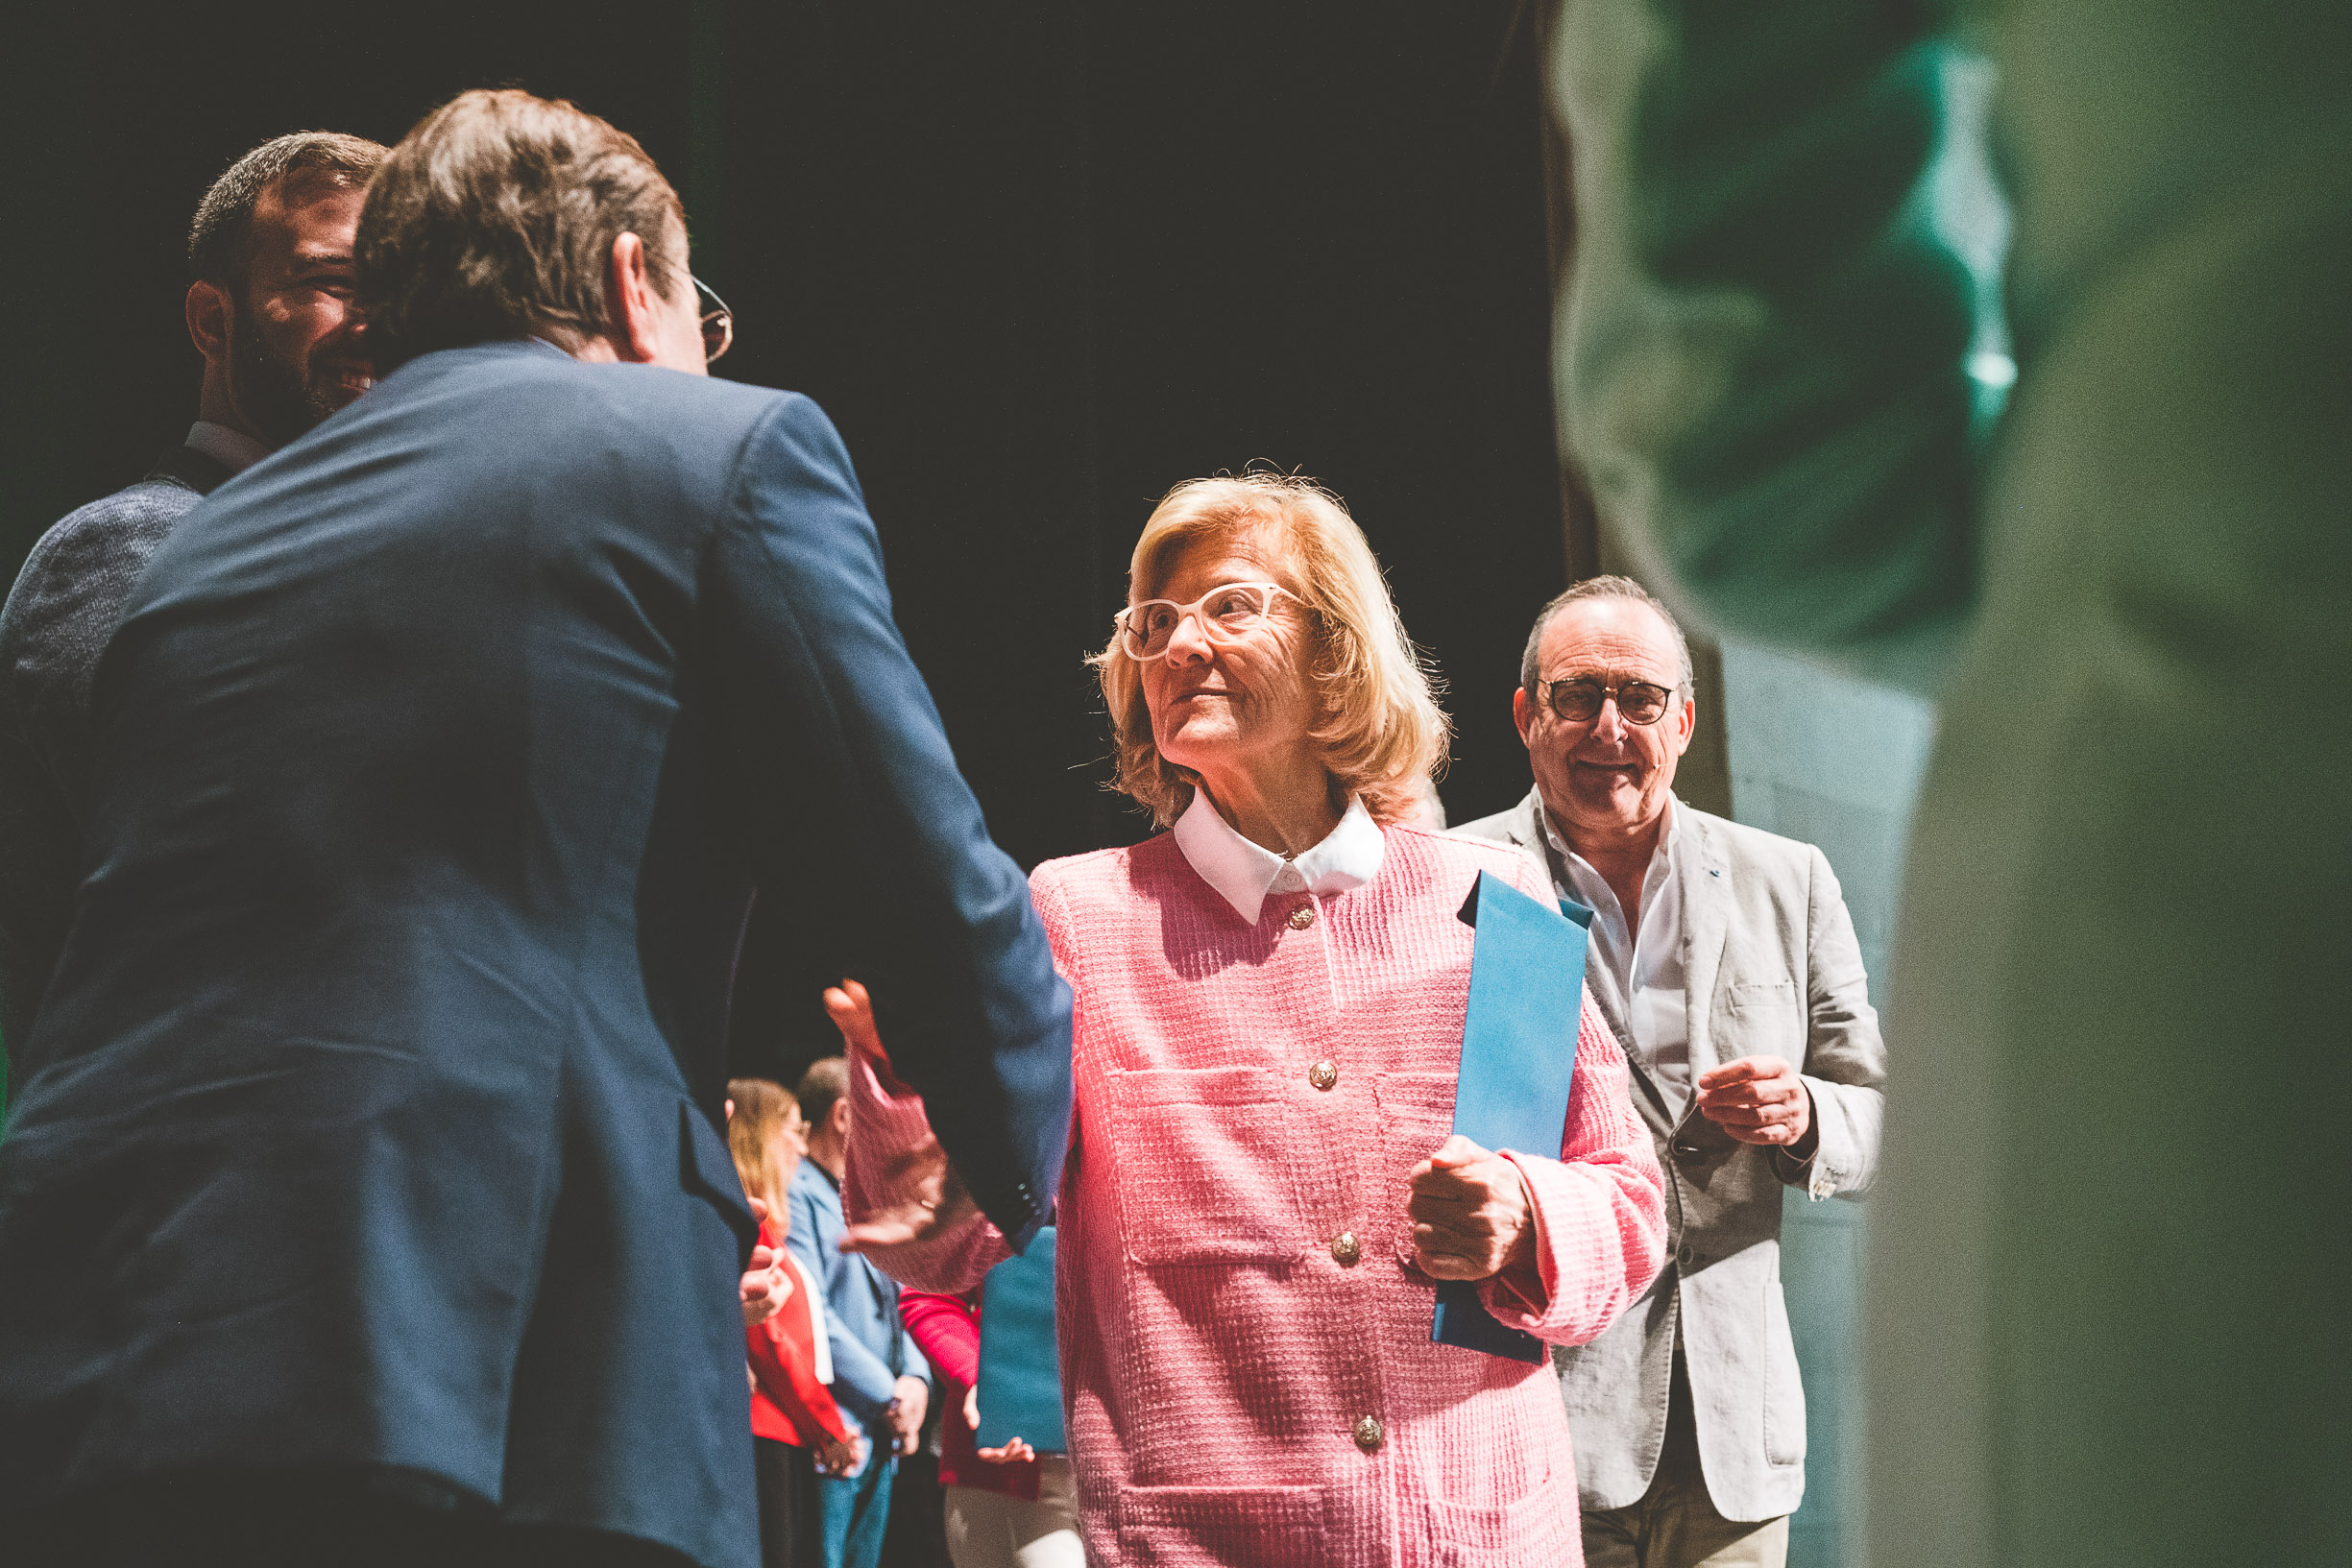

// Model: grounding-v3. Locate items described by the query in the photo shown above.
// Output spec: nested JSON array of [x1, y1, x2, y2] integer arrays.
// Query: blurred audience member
[[731, 1078, 863, 1568], [0, 131, 384, 1053], [899, 1289, 1080, 1568], [789, 1058, 933, 1568]]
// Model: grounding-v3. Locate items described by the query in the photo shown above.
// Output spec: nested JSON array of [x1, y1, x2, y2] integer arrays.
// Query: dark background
[[7, 1, 1581, 1078]]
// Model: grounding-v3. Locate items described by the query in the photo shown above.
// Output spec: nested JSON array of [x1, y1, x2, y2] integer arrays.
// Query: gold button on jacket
[[1307, 1059, 1338, 1091], [1330, 1231, 1362, 1266], [1286, 905, 1317, 930], [1352, 1414, 1385, 1453]]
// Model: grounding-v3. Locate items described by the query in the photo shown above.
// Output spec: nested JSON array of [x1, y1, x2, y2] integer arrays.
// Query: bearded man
[[0, 131, 384, 1050]]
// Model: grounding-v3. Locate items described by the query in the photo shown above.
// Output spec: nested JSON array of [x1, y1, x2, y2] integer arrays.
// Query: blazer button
[[1330, 1231, 1362, 1266], [1671, 1141, 1703, 1160], [1287, 905, 1317, 930], [1352, 1414, 1385, 1453], [1675, 1242, 1696, 1266], [1307, 1059, 1339, 1091]]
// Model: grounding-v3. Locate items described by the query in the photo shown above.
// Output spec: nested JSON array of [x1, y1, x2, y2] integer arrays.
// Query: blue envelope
[[1430, 872, 1589, 1363], [974, 1225, 1065, 1453]]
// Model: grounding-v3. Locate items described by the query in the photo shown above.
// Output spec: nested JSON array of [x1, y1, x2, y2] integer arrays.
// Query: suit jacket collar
[[1496, 785, 1635, 1041], [1676, 808, 1733, 1096]]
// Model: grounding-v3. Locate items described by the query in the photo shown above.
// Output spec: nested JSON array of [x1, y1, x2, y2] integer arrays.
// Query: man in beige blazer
[[1457, 577, 1884, 1568]]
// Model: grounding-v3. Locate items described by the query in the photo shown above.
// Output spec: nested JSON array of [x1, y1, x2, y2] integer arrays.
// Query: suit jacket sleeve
[[0, 537, 93, 1066], [839, 1024, 1014, 1295], [708, 394, 1072, 1248], [899, 1291, 981, 1392], [1773, 845, 1887, 1196], [0, 695, 74, 1070]]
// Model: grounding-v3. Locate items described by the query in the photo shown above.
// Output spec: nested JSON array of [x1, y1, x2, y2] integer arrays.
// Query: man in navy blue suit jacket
[[0, 89, 1071, 1568]]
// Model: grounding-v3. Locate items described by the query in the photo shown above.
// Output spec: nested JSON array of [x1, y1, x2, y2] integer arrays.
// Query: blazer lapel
[[1676, 812, 1734, 1124], [1509, 788, 1668, 1119]]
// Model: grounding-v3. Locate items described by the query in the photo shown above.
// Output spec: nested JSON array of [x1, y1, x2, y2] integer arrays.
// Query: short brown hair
[[1093, 473, 1452, 829], [356, 88, 687, 373], [187, 132, 388, 289], [795, 1056, 850, 1142]]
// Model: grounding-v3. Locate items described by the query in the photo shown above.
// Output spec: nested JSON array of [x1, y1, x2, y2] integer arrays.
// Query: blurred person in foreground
[[788, 1058, 932, 1568], [729, 1078, 864, 1568], [1458, 577, 1885, 1568], [0, 88, 1067, 1568], [897, 1283, 1082, 1568], [831, 473, 1668, 1567], [0, 130, 384, 1063], [1545, 1, 2347, 1561]]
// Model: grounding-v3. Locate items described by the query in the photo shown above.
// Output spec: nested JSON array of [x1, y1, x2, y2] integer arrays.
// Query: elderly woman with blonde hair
[[828, 474, 1666, 1567]]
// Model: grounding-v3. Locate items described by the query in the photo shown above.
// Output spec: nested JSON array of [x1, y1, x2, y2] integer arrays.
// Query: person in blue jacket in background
[[789, 1056, 934, 1568]]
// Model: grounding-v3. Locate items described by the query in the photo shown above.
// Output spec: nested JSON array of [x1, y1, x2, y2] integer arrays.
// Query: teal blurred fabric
[[975, 1226, 1065, 1454], [1548, 1, 2351, 1564]]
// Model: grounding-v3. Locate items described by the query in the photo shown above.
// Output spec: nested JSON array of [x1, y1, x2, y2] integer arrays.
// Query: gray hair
[[187, 131, 389, 287], [1520, 575, 1696, 697]]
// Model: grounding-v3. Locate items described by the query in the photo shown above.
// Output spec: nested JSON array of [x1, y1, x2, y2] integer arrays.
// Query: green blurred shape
[[1548, 0, 2352, 1563]]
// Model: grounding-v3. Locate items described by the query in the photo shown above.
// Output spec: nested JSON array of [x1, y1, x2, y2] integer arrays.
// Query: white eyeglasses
[[1114, 582, 1302, 660]]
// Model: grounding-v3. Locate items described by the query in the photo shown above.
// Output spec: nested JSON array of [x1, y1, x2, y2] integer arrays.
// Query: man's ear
[[186, 280, 231, 365], [604, 231, 665, 364], [829, 1097, 853, 1139], [1512, 686, 1537, 748]]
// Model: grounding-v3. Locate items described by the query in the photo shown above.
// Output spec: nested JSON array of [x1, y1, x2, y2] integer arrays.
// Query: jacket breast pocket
[[1722, 978, 1805, 1056], [1103, 1066, 1311, 1266]]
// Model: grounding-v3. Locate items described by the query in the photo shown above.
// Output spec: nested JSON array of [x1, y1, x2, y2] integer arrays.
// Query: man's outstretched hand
[[824, 978, 980, 1254]]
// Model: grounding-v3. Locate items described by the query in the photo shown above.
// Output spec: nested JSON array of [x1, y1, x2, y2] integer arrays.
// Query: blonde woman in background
[[728, 1078, 861, 1568]]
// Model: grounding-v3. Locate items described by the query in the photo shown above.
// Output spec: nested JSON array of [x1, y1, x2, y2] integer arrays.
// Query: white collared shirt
[[1172, 790, 1384, 924], [184, 421, 273, 476], [1543, 797, 1693, 1108]]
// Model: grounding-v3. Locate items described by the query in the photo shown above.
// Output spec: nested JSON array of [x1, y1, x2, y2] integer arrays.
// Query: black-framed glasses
[[1539, 677, 1677, 725], [692, 276, 734, 364]]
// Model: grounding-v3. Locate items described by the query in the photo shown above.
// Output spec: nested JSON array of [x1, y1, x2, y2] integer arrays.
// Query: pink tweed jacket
[[845, 824, 1666, 1566]]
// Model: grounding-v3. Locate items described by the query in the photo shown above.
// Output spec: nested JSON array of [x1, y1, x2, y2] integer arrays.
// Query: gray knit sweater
[[0, 445, 228, 1057]]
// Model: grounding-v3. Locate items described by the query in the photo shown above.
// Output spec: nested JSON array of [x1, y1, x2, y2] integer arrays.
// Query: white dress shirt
[[184, 420, 273, 477], [1171, 790, 1384, 924], [1543, 796, 1694, 1110]]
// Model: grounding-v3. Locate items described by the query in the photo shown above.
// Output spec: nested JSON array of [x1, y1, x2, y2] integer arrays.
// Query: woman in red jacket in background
[[899, 1289, 1082, 1568], [729, 1078, 862, 1568]]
